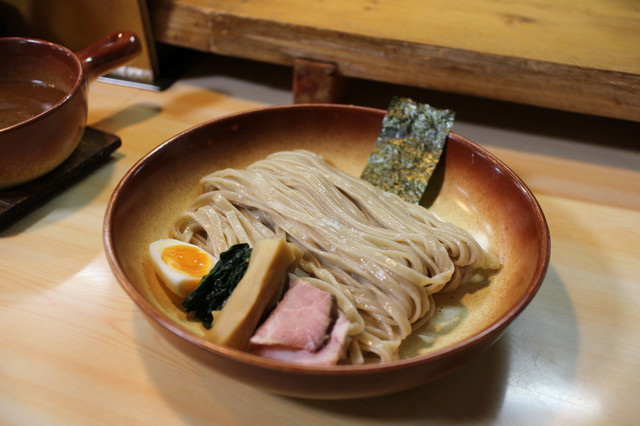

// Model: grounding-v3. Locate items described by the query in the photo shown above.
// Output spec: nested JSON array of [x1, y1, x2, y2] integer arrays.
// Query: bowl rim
[[0, 37, 82, 134], [103, 103, 550, 375]]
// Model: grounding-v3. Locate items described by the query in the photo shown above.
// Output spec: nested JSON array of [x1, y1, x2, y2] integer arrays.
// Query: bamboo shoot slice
[[209, 238, 303, 350]]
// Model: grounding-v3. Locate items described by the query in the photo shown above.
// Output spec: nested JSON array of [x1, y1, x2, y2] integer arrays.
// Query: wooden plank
[[292, 58, 346, 104], [148, 0, 640, 122]]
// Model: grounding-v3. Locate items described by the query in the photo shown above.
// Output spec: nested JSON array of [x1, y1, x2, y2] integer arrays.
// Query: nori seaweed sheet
[[360, 97, 455, 203]]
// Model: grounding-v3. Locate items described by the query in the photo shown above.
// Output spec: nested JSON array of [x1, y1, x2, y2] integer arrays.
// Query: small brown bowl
[[0, 31, 141, 190], [104, 104, 550, 399]]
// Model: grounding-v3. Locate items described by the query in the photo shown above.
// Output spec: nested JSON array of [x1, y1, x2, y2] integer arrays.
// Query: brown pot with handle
[[0, 31, 141, 189]]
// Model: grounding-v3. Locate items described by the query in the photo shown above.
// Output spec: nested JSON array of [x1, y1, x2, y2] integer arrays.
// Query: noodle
[[171, 150, 500, 363]]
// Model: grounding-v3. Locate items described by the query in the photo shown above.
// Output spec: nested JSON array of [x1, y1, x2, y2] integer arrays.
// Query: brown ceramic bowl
[[0, 31, 141, 189], [104, 104, 550, 399]]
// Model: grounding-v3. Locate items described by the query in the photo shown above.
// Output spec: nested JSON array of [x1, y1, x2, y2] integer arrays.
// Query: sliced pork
[[249, 276, 337, 352], [250, 311, 350, 366]]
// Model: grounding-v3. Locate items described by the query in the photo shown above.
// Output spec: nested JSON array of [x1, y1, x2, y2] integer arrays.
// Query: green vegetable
[[182, 243, 252, 329], [360, 97, 455, 203]]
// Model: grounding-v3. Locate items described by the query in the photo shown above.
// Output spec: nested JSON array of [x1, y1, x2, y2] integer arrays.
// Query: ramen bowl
[[104, 104, 549, 399], [0, 31, 140, 189]]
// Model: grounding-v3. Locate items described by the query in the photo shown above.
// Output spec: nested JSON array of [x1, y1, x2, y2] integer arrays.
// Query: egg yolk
[[161, 245, 213, 278]]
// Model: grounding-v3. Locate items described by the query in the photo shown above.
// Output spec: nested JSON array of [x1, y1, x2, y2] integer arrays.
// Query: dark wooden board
[[0, 127, 121, 231]]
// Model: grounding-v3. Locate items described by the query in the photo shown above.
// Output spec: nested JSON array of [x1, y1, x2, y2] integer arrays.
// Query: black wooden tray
[[0, 127, 121, 231]]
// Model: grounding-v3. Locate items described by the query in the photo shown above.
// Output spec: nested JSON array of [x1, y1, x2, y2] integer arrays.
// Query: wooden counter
[[148, 0, 640, 121], [1, 56, 639, 424]]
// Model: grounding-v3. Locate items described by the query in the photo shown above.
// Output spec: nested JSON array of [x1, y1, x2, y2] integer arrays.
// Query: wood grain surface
[[147, 0, 640, 121], [1, 55, 639, 425]]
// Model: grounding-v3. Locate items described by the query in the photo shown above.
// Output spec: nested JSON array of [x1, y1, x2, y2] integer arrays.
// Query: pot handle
[[76, 31, 142, 83]]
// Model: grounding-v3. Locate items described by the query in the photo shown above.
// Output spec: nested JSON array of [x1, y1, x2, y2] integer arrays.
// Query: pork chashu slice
[[249, 276, 338, 352]]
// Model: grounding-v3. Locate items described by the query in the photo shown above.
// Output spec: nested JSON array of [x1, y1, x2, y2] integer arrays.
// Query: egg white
[[149, 239, 216, 298]]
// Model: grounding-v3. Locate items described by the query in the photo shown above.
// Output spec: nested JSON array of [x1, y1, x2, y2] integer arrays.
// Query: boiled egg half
[[149, 239, 217, 298]]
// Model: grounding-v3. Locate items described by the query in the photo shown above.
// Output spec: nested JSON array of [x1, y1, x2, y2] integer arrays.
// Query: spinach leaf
[[182, 243, 252, 329]]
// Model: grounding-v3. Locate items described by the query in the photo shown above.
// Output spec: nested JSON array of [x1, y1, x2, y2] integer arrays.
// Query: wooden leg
[[292, 58, 346, 104]]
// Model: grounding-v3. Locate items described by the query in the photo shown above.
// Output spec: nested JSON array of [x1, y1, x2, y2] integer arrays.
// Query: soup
[[0, 80, 67, 129]]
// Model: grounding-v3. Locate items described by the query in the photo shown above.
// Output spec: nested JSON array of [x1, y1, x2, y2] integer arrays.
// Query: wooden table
[[148, 0, 640, 121], [1, 55, 639, 424]]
